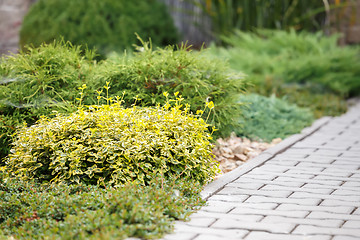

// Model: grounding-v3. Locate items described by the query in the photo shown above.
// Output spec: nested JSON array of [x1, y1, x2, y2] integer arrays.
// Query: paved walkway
[[162, 100, 360, 240]]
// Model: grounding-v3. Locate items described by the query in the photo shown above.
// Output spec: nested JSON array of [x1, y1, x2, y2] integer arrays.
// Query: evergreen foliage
[[237, 94, 314, 142], [92, 41, 246, 137], [20, 0, 178, 57]]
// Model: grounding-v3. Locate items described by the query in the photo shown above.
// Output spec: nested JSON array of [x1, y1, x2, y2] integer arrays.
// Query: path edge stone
[[201, 116, 333, 200]]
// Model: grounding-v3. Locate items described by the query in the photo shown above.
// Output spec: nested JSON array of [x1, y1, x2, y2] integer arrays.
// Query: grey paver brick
[[263, 160, 299, 166], [293, 225, 360, 237], [332, 236, 360, 240], [340, 181, 360, 187], [232, 178, 304, 187], [262, 215, 343, 228], [180, 217, 217, 227], [353, 208, 360, 215], [229, 207, 309, 218], [169, 225, 249, 239], [342, 220, 360, 228], [260, 184, 333, 194], [276, 203, 354, 214], [210, 219, 296, 234], [312, 149, 344, 157], [332, 189, 360, 196], [302, 183, 356, 192], [193, 234, 239, 240], [217, 187, 292, 198], [200, 204, 234, 214], [205, 201, 278, 210], [307, 211, 360, 221], [289, 192, 360, 202], [321, 199, 360, 207], [313, 175, 360, 182], [244, 232, 331, 240], [207, 194, 249, 203], [226, 182, 265, 190], [274, 176, 342, 186], [161, 232, 196, 240], [191, 210, 263, 222], [245, 195, 322, 206]]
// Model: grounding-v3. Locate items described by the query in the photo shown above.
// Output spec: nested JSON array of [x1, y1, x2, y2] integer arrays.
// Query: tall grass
[[184, 0, 353, 43]]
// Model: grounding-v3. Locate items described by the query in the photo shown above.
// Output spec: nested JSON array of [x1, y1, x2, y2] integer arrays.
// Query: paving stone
[[263, 160, 299, 166], [293, 225, 360, 237], [332, 236, 360, 240], [180, 217, 217, 227], [226, 182, 265, 190], [205, 201, 278, 210], [230, 207, 309, 218], [241, 172, 277, 181], [289, 192, 360, 202], [313, 175, 360, 182], [161, 232, 196, 240], [244, 232, 331, 240], [191, 210, 263, 222], [321, 199, 360, 207], [262, 215, 342, 228], [307, 211, 360, 221], [170, 225, 249, 239], [260, 184, 333, 194], [276, 203, 354, 214], [245, 196, 322, 206], [217, 187, 292, 198], [211, 219, 296, 234], [193, 234, 239, 240], [301, 183, 355, 192], [342, 220, 360, 228], [296, 162, 359, 172], [312, 149, 344, 157], [207, 194, 249, 203], [334, 181, 360, 188], [233, 177, 304, 187], [274, 176, 342, 186], [332, 189, 360, 196], [200, 204, 234, 214]]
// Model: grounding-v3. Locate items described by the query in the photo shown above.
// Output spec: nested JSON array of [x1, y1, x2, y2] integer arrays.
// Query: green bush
[[0, 172, 204, 239], [0, 40, 95, 162], [206, 29, 360, 116], [4, 98, 219, 185], [20, 0, 178, 57], [92, 42, 246, 137], [236, 94, 314, 142]]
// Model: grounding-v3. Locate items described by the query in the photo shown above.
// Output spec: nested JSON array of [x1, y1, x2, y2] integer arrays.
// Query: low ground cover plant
[[237, 94, 314, 142], [20, 0, 178, 58], [0, 172, 204, 239], [206, 29, 360, 117], [92, 40, 246, 137]]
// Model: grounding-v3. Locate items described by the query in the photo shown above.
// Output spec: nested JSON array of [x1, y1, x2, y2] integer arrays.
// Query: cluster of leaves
[[206, 29, 360, 117], [91, 40, 246, 137], [0, 172, 204, 239], [237, 94, 314, 142], [20, 0, 178, 58], [0, 41, 95, 161], [4, 94, 219, 185]]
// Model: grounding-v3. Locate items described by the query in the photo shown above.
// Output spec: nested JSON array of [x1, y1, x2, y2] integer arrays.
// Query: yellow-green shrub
[[5, 99, 218, 185]]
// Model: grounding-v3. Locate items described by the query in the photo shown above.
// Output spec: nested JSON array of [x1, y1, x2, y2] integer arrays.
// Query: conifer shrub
[[92, 41, 246, 137], [4, 96, 219, 185], [0, 41, 95, 162], [236, 94, 314, 142], [20, 0, 178, 58]]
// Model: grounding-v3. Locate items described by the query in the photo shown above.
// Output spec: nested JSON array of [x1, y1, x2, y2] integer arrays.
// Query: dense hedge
[[92, 42, 246, 137], [20, 0, 178, 57]]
